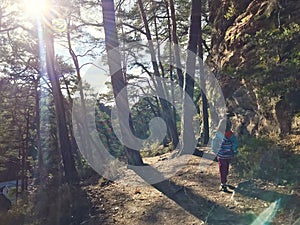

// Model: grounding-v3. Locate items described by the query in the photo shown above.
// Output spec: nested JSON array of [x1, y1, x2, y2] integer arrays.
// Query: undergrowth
[[232, 135, 300, 185], [0, 183, 90, 225]]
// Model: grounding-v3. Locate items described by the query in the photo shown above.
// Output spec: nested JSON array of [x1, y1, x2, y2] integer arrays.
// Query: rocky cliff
[[208, 0, 300, 136]]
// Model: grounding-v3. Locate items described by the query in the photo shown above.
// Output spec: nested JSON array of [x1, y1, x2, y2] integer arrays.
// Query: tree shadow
[[192, 148, 218, 162], [129, 164, 250, 225], [44, 183, 91, 225], [235, 180, 300, 213]]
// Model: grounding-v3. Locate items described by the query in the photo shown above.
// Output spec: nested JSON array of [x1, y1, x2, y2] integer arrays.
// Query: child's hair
[[225, 119, 232, 132]]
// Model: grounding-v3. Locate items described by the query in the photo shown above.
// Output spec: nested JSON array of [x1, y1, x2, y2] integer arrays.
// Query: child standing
[[212, 120, 238, 192]]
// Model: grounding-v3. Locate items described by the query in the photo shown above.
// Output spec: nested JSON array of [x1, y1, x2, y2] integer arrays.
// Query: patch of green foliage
[[0, 181, 91, 225], [232, 135, 274, 179], [0, 202, 32, 225], [224, 2, 236, 20], [77, 157, 99, 180], [0, 189, 36, 225], [232, 135, 300, 185], [237, 22, 300, 99]]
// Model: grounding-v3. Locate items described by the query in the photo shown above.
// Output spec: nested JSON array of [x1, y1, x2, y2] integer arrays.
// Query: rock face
[[209, 0, 300, 71], [221, 78, 294, 136], [208, 0, 300, 136], [226, 83, 259, 136], [291, 114, 300, 133]]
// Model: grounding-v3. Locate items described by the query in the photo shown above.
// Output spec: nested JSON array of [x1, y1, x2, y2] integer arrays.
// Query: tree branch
[[120, 22, 146, 35]]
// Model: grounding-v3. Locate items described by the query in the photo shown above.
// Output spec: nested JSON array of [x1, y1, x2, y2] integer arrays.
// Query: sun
[[23, 0, 49, 17]]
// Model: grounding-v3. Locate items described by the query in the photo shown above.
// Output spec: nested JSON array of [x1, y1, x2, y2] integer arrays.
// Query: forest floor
[[81, 134, 300, 225]]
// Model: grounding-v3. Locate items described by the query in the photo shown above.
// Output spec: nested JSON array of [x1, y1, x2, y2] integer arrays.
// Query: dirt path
[[82, 148, 300, 225]]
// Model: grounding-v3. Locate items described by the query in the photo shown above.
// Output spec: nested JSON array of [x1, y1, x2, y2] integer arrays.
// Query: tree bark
[[169, 0, 184, 89], [34, 76, 46, 183], [102, 0, 143, 166], [197, 2, 209, 145], [180, 0, 201, 154]]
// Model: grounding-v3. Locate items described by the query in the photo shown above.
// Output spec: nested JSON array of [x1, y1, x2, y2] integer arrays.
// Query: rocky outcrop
[[208, 0, 300, 136], [226, 84, 259, 136], [223, 81, 294, 136], [208, 0, 300, 71]]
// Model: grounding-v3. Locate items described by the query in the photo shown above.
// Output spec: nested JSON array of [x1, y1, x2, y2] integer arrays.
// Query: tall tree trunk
[[165, 0, 178, 145], [44, 26, 79, 184], [102, 0, 143, 166], [137, 0, 179, 148], [21, 109, 30, 192], [34, 76, 46, 183], [169, 0, 184, 89], [62, 73, 85, 175], [197, 2, 209, 145], [180, 0, 201, 154]]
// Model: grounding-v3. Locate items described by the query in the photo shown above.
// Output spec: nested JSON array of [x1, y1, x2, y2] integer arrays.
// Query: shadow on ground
[[129, 164, 252, 225], [236, 180, 300, 212]]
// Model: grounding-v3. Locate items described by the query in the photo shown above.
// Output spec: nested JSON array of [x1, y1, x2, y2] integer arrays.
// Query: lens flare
[[51, 18, 67, 33], [23, 0, 48, 17]]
